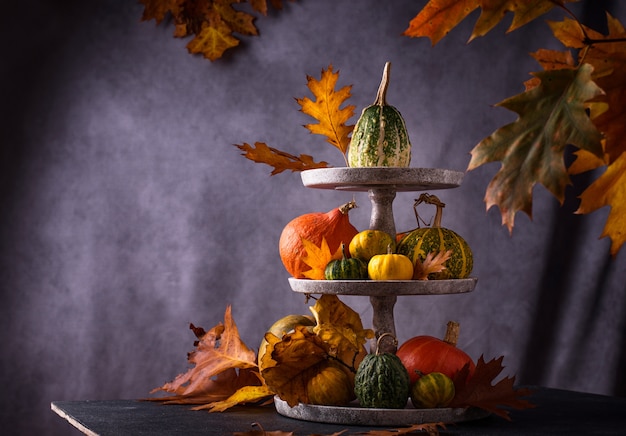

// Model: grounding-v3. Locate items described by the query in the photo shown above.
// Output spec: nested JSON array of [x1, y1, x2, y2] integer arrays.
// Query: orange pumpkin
[[279, 201, 359, 278], [396, 321, 475, 389]]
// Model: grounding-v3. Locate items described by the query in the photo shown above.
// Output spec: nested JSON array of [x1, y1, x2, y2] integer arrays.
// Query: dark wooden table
[[51, 387, 626, 435]]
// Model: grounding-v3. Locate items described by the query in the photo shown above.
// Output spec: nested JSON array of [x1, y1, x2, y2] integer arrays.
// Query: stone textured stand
[[281, 167, 479, 425]]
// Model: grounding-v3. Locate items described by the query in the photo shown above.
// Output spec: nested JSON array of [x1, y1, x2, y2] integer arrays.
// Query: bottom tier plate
[[274, 396, 490, 426]]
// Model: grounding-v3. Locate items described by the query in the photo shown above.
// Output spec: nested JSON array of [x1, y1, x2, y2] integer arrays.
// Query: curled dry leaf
[[412, 249, 452, 280]]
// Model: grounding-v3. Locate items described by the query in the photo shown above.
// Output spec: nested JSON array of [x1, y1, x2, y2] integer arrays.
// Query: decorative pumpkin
[[354, 334, 410, 408], [279, 201, 359, 278], [410, 372, 455, 409], [306, 362, 356, 406], [258, 314, 316, 372], [325, 243, 368, 280], [396, 194, 473, 279], [396, 321, 475, 390], [348, 62, 412, 168], [367, 246, 414, 280], [348, 229, 396, 262]]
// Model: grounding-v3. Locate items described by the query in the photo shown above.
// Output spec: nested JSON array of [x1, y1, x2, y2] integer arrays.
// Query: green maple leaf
[[468, 64, 604, 232]]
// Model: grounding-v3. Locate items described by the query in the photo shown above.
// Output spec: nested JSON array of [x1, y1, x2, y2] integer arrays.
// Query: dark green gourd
[[348, 62, 412, 167], [324, 243, 368, 280], [354, 334, 410, 408]]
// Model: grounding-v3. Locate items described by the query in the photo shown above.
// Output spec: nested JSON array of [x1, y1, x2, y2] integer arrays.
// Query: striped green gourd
[[324, 243, 368, 280], [410, 372, 456, 409], [354, 334, 410, 409], [396, 194, 473, 279], [348, 62, 411, 167]]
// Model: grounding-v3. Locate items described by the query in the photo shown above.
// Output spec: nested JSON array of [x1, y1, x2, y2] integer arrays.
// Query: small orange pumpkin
[[279, 202, 359, 278]]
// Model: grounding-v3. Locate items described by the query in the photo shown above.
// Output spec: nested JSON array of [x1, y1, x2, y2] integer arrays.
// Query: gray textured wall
[[1, 1, 625, 434]]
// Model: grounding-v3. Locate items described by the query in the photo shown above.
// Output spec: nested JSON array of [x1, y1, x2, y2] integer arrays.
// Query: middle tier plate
[[288, 277, 477, 296]]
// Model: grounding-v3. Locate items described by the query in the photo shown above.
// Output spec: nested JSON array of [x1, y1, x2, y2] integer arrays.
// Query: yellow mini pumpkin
[[349, 229, 396, 262], [368, 246, 413, 280]]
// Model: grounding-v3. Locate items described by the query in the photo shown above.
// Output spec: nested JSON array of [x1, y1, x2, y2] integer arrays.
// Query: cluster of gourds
[[326, 230, 413, 280], [279, 196, 473, 282], [355, 322, 475, 409]]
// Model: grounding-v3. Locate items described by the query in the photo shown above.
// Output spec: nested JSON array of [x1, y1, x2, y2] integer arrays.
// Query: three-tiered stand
[[274, 167, 487, 426]]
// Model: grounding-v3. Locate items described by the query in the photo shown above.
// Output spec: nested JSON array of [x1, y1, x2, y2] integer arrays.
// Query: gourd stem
[[339, 200, 358, 215], [375, 332, 397, 355], [340, 242, 348, 260], [373, 62, 391, 106], [414, 193, 445, 228], [443, 321, 460, 347]]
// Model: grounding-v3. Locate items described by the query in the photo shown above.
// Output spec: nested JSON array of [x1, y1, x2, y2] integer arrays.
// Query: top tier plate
[[300, 167, 464, 192]]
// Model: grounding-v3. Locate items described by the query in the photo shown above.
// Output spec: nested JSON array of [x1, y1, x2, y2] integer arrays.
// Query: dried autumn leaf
[[138, 0, 180, 23], [194, 383, 274, 412], [234, 142, 329, 175], [296, 65, 356, 159], [260, 325, 330, 406], [300, 237, 343, 280], [149, 306, 267, 408], [412, 249, 452, 280], [234, 423, 295, 436], [187, 15, 240, 61], [576, 152, 626, 256], [467, 64, 604, 232], [357, 422, 445, 435], [310, 294, 374, 362], [140, 0, 292, 61], [403, 0, 577, 46], [524, 49, 576, 90], [451, 356, 535, 420]]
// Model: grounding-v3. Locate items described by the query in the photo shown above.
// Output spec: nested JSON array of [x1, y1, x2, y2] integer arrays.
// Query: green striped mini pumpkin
[[410, 372, 455, 409], [396, 194, 473, 279], [348, 62, 411, 168]]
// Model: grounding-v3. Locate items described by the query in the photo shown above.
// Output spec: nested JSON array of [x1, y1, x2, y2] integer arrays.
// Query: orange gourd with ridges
[[279, 201, 359, 278]]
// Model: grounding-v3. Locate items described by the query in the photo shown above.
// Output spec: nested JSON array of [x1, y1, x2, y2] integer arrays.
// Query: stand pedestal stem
[[368, 188, 398, 353]]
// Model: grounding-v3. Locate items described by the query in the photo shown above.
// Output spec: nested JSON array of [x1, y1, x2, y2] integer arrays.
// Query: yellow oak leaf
[[300, 237, 343, 280], [576, 152, 626, 256], [296, 65, 355, 159], [234, 142, 329, 175], [213, 0, 258, 36], [194, 384, 274, 412], [187, 17, 239, 61]]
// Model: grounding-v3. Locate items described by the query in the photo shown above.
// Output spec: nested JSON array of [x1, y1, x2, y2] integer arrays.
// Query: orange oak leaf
[[576, 152, 626, 256], [149, 306, 267, 407], [234, 142, 329, 175], [412, 249, 452, 280], [296, 65, 355, 160], [524, 49, 576, 90], [451, 356, 535, 420], [403, 0, 577, 46], [300, 237, 343, 280]]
